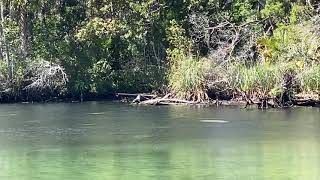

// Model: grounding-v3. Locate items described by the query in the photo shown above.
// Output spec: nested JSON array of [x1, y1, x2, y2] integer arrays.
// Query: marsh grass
[[168, 54, 320, 103], [168, 56, 209, 102], [299, 65, 320, 98], [234, 63, 286, 98]]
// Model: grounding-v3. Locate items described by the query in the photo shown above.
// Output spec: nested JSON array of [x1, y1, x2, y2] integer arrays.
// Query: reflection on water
[[0, 102, 319, 180]]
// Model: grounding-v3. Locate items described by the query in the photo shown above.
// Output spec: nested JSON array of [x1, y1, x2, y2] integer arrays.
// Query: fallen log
[[116, 93, 157, 98], [292, 99, 320, 107], [292, 94, 320, 107], [132, 94, 146, 104], [140, 98, 196, 105], [294, 94, 319, 100]]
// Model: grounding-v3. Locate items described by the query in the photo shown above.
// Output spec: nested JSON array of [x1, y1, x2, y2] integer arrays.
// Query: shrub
[[258, 17, 320, 64]]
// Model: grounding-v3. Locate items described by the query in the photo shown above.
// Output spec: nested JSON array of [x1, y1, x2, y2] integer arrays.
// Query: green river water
[[0, 102, 319, 180]]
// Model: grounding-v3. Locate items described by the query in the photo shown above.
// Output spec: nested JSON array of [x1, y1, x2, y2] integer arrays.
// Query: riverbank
[[117, 93, 320, 109], [1, 91, 319, 109], [0, 92, 116, 104]]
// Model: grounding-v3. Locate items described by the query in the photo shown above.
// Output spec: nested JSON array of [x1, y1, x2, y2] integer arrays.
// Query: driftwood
[[292, 94, 320, 107], [117, 93, 158, 104], [122, 92, 320, 107], [116, 93, 157, 98], [245, 93, 320, 108], [140, 98, 196, 105], [127, 93, 197, 105], [292, 99, 320, 107]]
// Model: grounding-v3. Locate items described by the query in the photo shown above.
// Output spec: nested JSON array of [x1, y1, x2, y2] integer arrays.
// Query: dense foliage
[[0, 0, 320, 102]]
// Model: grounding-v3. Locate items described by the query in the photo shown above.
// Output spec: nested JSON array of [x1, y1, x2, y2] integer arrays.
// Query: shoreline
[[0, 93, 319, 108]]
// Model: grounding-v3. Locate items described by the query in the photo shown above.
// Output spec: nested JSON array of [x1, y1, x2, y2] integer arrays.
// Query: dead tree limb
[[117, 93, 157, 98], [140, 98, 196, 105], [24, 60, 68, 92]]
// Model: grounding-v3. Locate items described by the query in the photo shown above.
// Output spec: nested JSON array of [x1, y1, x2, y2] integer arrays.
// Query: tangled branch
[[189, 13, 262, 65], [24, 60, 68, 92]]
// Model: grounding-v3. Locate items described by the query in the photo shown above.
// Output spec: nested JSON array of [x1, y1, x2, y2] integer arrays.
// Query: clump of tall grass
[[168, 56, 209, 102], [298, 65, 320, 97], [166, 20, 210, 102], [205, 62, 238, 91], [235, 63, 284, 98]]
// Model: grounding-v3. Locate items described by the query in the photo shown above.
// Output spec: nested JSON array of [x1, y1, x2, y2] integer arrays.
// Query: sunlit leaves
[[76, 18, 122, 41]]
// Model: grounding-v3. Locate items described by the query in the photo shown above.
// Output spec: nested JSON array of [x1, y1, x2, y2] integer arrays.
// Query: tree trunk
[[20, 3, 29, 60], [0, 3, 3, 61], [0, 1, 13, 81]]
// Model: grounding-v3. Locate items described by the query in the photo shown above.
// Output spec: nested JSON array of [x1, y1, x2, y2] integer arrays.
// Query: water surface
[[0, 102, 319, 180]]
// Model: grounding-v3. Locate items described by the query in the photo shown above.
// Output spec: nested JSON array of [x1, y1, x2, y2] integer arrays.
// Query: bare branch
[[24, 60, 68, 92], [189, 13, 261, 65]]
